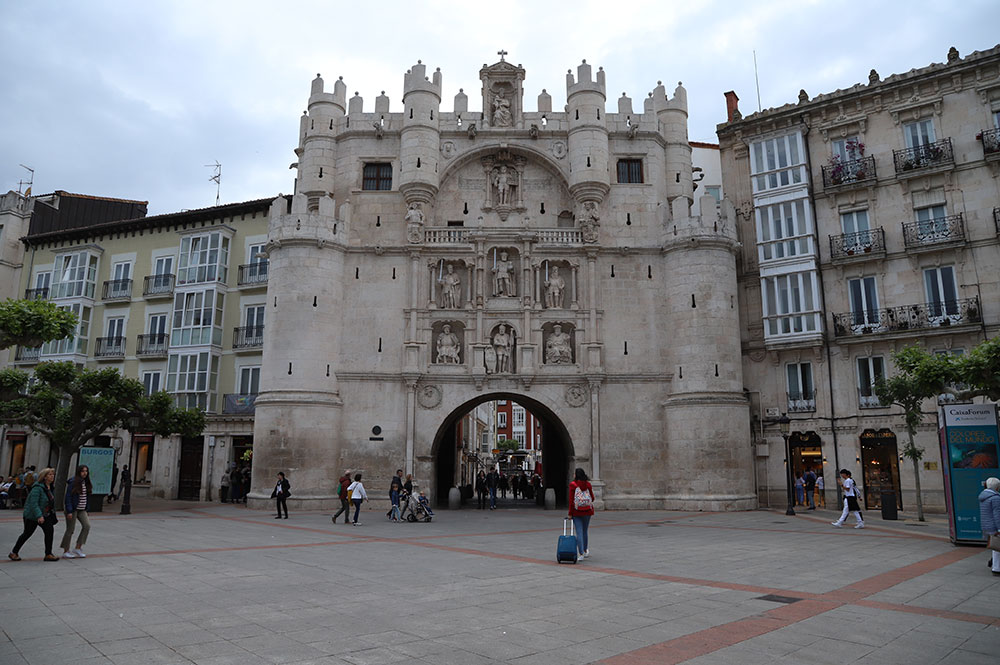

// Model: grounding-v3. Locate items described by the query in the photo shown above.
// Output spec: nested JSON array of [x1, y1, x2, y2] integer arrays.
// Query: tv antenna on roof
[[205, 161, 221, 206], [17, 164, 34, 196]]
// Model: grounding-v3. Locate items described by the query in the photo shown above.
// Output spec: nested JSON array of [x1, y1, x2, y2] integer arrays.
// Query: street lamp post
[[778, 413, 795, 516], [120, 415, 140, 516]]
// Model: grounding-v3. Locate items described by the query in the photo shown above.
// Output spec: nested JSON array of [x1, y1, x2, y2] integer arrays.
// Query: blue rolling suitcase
[[557, 518, 578, 564]]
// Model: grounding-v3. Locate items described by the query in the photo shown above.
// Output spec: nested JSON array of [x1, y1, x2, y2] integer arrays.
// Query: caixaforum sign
[[943, 405, 998, 427]]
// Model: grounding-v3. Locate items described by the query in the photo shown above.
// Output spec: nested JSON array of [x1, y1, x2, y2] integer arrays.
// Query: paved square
[[1, 503, 997, 664]]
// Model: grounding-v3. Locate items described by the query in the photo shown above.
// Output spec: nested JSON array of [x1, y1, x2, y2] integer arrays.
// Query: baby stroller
[[400, 490, 434, 522]]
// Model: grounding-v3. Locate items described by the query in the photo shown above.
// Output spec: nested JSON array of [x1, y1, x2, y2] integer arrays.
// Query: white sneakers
[[61, 549, 86, 559], [831, 522, 843, 528], [579, 549, 590, 559], [831, 521, 865, 529], [854, 523, 865, 529], [74, 549, 86, 557]]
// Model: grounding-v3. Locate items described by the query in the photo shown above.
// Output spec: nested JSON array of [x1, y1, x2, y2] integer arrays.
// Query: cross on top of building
[[498, 49, 508, 62]]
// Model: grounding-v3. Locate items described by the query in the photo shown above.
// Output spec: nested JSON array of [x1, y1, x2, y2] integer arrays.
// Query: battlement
[[649, 81, 688, 115], [663, 196, 738, 252], [566, 60, 606, 98], [267, 193, 345, 249], [308, 74, 347, 113], [403, 61, 442, 98]]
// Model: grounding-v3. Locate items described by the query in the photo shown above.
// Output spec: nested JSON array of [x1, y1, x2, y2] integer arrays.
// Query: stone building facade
[[249, 57, 754, 510], [718, 45, 1000, 512]]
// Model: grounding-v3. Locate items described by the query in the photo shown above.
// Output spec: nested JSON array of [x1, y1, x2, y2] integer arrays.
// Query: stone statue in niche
[[578, 201, 600, 243], [492, 324, 513, 373], [405, 202, 425, 244], [494, 166, 514, 206], [438, 264, 462, 309], [435, 325, 461, 364], [544, 265, 565, 309], [545, 325, 573, 365], [492, 251, 516, 297], [492, 91, 513, 127]]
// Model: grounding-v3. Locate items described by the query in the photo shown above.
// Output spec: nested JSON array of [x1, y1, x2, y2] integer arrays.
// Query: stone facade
[[250, 58, 755, 511], [718, 45, 1000, 512]]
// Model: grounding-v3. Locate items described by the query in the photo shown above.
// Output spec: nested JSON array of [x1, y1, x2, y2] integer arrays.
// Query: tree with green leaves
[[0, 361, 205, 504], [496, 439, 519, 452], [0, 298, 77, 350]]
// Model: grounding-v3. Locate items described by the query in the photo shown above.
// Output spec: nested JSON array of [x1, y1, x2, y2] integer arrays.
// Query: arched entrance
[[430, 392, 575, 508]]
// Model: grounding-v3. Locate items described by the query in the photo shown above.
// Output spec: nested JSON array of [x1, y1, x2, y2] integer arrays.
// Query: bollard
[[448, 486, 461, 510], [544, 488, 556, 510]]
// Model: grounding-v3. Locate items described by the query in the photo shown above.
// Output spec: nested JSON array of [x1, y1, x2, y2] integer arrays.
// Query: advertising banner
[[939, 404, 999, 544], [79, 447, 116, 495]]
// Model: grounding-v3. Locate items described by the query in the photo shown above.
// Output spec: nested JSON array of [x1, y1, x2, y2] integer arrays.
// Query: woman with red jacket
[[568, 468, 595, 559]]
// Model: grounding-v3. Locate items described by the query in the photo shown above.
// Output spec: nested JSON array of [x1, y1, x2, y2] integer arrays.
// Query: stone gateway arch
[[249, 58, 755, 511]]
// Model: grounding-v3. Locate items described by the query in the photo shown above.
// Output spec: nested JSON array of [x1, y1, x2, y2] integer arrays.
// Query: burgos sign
[[943, 405, 997, 427]]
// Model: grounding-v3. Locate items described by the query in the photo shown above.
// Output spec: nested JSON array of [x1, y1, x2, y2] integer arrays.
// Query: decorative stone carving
[[490, 324, 514, 374], [577, 201, 600, 243], [869, 69, 880, 85], [492, 251, 517, 297], [494, 165, 514, 206], [565, 384, 588, 407], [627, 121, 639, 139], [481, 152, 526, 221], [404, 202, 424, 244], [544, 265, 565, 309], [545, 324, 573, 364], [798, 89, 809, 104], [492, 91, 513, 127], [440, 140, 456, 159], [372, 121, 384, 139], [417, 384, 442, 409], [551, 141, 567, 159], [435, 324, 461, 364], [438, 263, 462, 309], [467, 123, 477, 139], [528, 124, 539, 139], [947, 46, 959, 63]]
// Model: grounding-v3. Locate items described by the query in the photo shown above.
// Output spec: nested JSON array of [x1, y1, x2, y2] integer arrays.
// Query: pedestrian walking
[[568, 468, 595, 559], [499, 473, 508, 499], [229, 466, 242, 503], [794, 472, 805, 506], [979, 477, 1000, 576], [242, 466, 251, 504], [387, 469, 404, 522], [60, 465, 92, 559], [475, 471, 487, 509], [403, 473, 414, 496], [816, 473, 826, 508], [511, 473, 520, 500], [220, 470, 230, 503], [8, 467, 59, 562], [486, 469, 498, 510], [271, 472, 290, 519], [347, 473, 368, 525], [107, 461, 119, 503], [831, 469, 864, 529], [332, 469, 352, 524], [803, 467, 817, 510]]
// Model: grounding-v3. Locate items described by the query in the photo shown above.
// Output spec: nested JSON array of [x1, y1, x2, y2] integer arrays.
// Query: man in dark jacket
[[803, 468, 817, 510], [387, 469, 404, 521], [485, 470, 499, 510], [332, 470, 352, 524]]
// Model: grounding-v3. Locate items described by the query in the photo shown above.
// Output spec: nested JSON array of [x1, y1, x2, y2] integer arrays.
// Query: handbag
[[988, 533, 1000, 552]]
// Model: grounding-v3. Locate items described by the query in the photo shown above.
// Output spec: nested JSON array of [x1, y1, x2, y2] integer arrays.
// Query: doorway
[[178, 436, 204, 500], [860, 428, 902, 511], [6, 435, 26, 475], [789, 431, 823, 507]]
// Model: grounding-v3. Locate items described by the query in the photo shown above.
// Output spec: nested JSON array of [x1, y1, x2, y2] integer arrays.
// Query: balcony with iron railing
[[223, 393, 257, 414], [233, 325, 264, 350], [24, 288, 49, 300], [102, 279, 133, 301], [979, 127, 1000, 158], [858, 388, 886, 409], [94, 336, 126, 359], [821, 155, 876, 190], [787, 390, 817, 413], [136, 333, 168, 357], [832, 296, 981, 338], [143, 274, 175, 298], [893, 138, 954, 176], [237, 261, 269, 286], [14, 346, 41, 363], [901, 214, 965, 251], [829, 228, 885, 263]]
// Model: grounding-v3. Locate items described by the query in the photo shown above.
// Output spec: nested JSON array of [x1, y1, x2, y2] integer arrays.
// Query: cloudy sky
[[1, 1, 996, 216]]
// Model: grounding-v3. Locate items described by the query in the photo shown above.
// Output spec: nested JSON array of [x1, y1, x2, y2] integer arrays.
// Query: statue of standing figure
[[545, 324, 573, 365], [544, 265, 565, 309], [436, 324, 461, 364], [493, 165, 514, 206], [492, 91, 513, 127], [438, 264, 462, 309], [492, 324, 513, 373], [492, 251, 516, 297], [578, 201, 601, 243]]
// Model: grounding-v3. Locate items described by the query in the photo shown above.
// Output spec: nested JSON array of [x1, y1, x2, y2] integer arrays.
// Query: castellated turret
[[298, 74, 346, 209], [652, 81, 692, 207], [566, 60, 610, 205], [399, 61, 442, 205]]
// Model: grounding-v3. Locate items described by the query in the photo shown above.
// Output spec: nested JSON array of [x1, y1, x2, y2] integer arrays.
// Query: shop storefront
[[860, 428, 902, 510]]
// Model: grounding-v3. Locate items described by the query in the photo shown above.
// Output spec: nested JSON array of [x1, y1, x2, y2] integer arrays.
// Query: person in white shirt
[[831, 469, 864, 529], [347, 473, 368, 526]]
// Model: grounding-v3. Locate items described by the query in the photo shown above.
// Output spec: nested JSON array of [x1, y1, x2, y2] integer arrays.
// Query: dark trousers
[[333, 498, 350, 522], [477, 490, 486, 509], [13, 517, 54, 556], [275, 496, 288, 518], [489, 487, 497, 509], [220, 486, 229, 503], [352, 499, 363, 523]]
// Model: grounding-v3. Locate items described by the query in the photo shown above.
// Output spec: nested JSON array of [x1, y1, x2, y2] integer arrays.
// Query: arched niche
[[431, 320, 465, 365], [542, 321, 576, 365], [487, 246, 520, 298], [485, 321, 517, 374]]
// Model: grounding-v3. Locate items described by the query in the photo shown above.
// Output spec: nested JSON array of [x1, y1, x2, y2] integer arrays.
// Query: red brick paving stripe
[[854, 599, 1000, 626], [821, 547, 981, 602]]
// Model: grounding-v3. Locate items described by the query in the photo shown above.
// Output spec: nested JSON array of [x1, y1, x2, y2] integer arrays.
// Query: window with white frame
[[848, 277, 879, 328], [148, 313, 168, 337], [41, 303, 91, 355], [786, 363, 814, 401], [33, 271, 51, 293], [244, 304, 265, 331], [142, 371, 162, 396], [761, 271, 820, 337], [839, 210, 873, 253], [903, 119, 935, 148], [923, 266, 959, 320], [914, 204, 949, 237], [497, 412, 507, 429], [857, 356, 886, 408], [239, 366, 261, 395], [166, 351, 220, 410], [154, 255, 174, 276], [749, 133, 806, 193], [171, 289, 224, 346], [513, 406, 526, 428], [105, 317, 125, 342], [51, 251, 99, 299], [757, 199, 811, 261], [514, 432, 526, 447], [177, 232, 230, 285], [832, 136, 863, 162]]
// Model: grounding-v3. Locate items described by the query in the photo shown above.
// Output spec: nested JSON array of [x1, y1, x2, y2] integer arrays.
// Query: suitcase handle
[[563, 517, 575, 537]]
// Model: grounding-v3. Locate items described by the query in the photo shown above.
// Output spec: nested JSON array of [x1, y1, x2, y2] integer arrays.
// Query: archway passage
[[432, 392, 574, 508]]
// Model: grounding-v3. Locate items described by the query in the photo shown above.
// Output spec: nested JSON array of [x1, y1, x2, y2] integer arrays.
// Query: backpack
[[573, 485, 593, 510]]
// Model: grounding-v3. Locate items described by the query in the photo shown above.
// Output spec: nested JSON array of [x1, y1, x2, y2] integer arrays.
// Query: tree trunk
[[908, 430, 925, 522], [53, 443, 78, 507]]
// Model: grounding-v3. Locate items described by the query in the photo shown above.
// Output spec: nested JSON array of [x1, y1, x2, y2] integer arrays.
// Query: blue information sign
[[939, 404, 999, 544], [78, 447, 116, 495]]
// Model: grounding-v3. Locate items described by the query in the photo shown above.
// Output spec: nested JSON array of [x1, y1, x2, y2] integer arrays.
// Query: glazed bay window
[[177, 232, 229, 285], [166, 351, 220, 411], [757, 199, 812, 261], [41, 303, 92, 356], [51, 250, 98, 299], [750, 133, 806, 193], [362, 162, 392, 191], [857, 356, 886, 408], [786, 362, 816, 412], [171, 288, 224, 346], [761, 271, 820, 337]]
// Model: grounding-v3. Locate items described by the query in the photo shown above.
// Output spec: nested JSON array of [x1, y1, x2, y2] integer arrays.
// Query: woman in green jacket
[[8, 467, 59, 562]]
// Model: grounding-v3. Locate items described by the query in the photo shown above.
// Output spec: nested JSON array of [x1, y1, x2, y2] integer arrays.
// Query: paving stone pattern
[[0, 504, 997, 664]]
